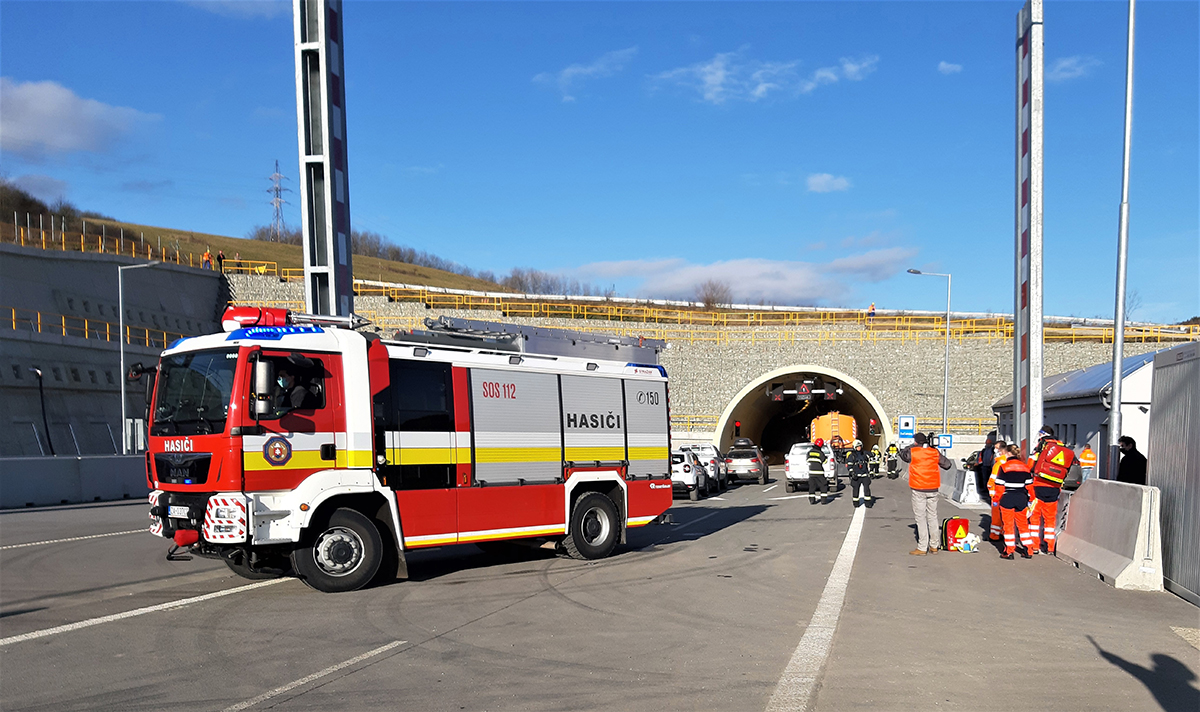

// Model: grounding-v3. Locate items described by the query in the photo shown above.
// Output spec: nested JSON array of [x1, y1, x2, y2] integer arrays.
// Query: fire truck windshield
[[151, 348, 239, 436]]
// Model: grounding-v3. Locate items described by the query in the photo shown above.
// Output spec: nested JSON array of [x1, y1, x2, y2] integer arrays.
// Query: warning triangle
[[1051, 452, 1066, 466], [797, 383, 811, 395], [955, 525, 966, 538]]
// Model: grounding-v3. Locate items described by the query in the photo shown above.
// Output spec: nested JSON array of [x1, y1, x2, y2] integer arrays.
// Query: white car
[[671, 450, 711, 501], [784, 442, 835, 493], [682, 444, 727, 491]]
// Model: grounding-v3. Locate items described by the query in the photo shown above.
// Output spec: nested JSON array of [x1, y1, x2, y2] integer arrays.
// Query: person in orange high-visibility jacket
[[1027, 427, 1080, 554], [994, 445, 1035, 559], [988, 440, 1009, 541], [1079, 444, 1097, 481]]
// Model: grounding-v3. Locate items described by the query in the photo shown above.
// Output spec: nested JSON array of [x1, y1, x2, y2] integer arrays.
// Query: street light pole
[[1108, 0, 1137, 479], [119, 261, 160, 454], [908, 269, 952, 438]]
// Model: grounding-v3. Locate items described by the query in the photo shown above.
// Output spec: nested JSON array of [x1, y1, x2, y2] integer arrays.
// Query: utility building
[[992, 350, 1161, 476]]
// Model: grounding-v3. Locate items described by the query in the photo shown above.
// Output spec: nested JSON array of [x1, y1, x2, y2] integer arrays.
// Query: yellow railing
[[222, 259, 278, 276], [670, 414, 720, 432], [670, 414, 996, 436], [3, 306, 190, 348], [281, 268, 305, 282]]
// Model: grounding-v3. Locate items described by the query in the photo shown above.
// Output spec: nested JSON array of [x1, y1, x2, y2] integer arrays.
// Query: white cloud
[[0, 78, 159, 160], [1047, 56, 1102, 82], [938, 61, 963, 75], [13, 174, 68, 203], [573, 247, 915, 305], [653, 52, 878, 105], [807, 173, 851, 193], [534, 47, 638, 102], [185, 1, 289, 19]]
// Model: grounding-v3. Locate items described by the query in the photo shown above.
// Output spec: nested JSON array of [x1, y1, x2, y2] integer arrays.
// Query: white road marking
[[769, 495, 812, 501], [0, 578, 289, 647], [0, 529, 145, 550], [222, 640, 406, 711], [707, 496, 727, 501], [766, 504, 866, 712], [763, 484, 779, 493]]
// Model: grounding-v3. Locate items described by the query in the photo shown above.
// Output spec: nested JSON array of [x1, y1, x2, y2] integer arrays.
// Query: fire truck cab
[[140, 308, 673, 592]]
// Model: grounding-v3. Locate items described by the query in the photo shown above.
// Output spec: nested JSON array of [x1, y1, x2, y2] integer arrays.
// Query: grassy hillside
[[81, 218, 508, 292]]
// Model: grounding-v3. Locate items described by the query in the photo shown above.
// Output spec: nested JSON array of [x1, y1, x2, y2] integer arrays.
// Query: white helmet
[[853, 439, 863, 448]]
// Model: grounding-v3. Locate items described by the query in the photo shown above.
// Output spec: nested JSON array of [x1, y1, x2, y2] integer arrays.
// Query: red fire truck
[[136, 307, 673, 592]]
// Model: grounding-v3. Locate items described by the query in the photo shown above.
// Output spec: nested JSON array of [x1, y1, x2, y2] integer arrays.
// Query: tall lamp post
[[119, 261, 160, 454], [908, 269, 952, 439]]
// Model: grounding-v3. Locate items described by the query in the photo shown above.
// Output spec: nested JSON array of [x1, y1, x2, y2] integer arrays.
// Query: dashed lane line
[[765, 504, 866, 712], [0, 578, 289, 647], [222, 640, 406, 711], [769, 495, 812, 501], [0, 529, 145, 550], [763, 484, 779, 493]]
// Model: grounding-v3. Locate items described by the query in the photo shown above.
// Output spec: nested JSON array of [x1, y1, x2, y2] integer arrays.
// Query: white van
[[784, 442, 835, 493]]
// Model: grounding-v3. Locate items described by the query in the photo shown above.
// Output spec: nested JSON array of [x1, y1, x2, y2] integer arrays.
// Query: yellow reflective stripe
[[403, 534, 458, 548], [475, 447, 562, 464], [628, 446, 669, 460], [398, 448, 455, 466], [244, 450, 329, 470], [456, 447, 471, 463], [336, 450, 373, 468], [565, 446, 626, 461], [457, 525, 567, 543]]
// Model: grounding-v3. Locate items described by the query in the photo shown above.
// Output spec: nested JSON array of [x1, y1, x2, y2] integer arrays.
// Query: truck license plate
[[168, 505, 189, 519]]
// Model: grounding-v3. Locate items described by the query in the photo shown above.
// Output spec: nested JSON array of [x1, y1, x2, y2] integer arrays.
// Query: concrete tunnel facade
[[714, 365, 894, 463]]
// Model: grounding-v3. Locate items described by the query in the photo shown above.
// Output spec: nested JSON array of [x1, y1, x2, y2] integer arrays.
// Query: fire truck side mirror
[[253, 359, 275, 418]]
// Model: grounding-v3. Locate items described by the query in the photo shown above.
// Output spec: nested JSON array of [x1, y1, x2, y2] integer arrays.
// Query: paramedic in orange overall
[[988, 440, 1009, 541], [900, 433, 953, 555], [1027, 426, 1079, 555], [995, 445, 1035, 559]]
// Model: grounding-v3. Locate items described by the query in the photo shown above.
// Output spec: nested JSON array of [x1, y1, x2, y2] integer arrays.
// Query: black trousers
[[851, 475, 873, 501], [808, 473, 829, 496]]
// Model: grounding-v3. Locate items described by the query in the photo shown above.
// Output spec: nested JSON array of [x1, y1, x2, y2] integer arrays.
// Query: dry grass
[[77, 218, 508, 292]]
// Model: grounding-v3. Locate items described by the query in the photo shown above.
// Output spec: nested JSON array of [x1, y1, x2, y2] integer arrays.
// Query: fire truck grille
[[154, 453, 213, 485]]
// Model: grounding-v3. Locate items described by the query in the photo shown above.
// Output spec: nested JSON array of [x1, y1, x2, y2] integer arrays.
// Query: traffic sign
[[898, 415, 916, 439], [937, 434, 953, 450]]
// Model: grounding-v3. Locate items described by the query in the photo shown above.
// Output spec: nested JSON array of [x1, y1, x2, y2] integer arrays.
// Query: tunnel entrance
[[716, 366, 893, 465]]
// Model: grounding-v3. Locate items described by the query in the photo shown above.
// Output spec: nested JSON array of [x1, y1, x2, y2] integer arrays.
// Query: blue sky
[[1, 1, 1196, 322]]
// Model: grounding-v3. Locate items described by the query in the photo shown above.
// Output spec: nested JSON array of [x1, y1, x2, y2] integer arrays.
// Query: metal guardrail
[[3, 306, 189, 349]]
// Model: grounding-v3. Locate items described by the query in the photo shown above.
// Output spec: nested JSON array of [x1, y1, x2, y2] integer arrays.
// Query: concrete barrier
[[1057, 479, 1163, 591], [0, 455, 147, 508], [946, 467, 984, 506]]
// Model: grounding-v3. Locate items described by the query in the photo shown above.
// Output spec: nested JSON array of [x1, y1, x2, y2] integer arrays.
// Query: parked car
[[671, 449, 710, 501], [725, 442, 767, 485], [784, 441, 835, 493], [682, 444, 727, 491]]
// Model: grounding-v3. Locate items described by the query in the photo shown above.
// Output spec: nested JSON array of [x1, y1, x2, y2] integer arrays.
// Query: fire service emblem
[[263, 436, 292, 467]]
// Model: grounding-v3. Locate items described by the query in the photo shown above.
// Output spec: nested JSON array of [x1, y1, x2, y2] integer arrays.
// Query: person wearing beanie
[[899, 432, 953, 555]]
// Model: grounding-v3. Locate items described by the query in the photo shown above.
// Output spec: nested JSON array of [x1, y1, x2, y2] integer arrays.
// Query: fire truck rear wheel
[[291, 508, 383, 593], [563, 492, 619, 560]]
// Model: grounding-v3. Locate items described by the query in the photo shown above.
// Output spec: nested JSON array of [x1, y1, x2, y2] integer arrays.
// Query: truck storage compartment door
[[561, 375, 625, 466]]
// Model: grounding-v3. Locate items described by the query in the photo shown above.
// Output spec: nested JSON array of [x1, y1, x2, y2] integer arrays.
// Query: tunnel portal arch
[[715, 365, 893, 463]]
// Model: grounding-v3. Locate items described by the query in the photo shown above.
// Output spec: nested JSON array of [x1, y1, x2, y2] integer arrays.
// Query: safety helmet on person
[[853, 439, 863, 448], [813, 438, 824, 447]]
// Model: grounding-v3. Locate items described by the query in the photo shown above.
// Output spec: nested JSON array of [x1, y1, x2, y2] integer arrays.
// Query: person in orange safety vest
[[1026, 426, 1079, 554], [994, 445, 1035, 559], [988, 440, 1009, 541], [1079, 444, 1097, 481]]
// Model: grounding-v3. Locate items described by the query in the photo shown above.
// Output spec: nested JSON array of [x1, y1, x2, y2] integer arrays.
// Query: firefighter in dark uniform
[[807, 438, 830, 505], [847, 440, 874, 507], [885, 442, 900, 478], [868, 444, 882, 478]]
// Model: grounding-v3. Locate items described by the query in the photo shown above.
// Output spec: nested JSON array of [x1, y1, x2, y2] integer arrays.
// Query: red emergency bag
[[942, 517, 969, 551]]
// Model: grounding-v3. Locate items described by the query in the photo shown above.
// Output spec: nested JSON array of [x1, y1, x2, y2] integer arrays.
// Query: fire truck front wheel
[[291, 508, 383, 593], [563, 492, 620, 560]]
